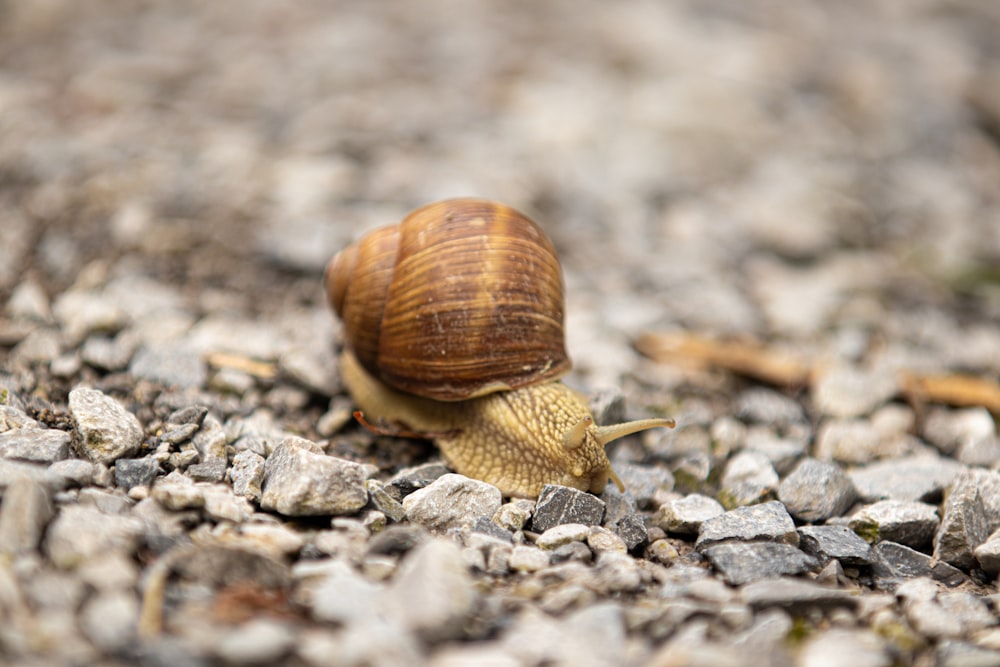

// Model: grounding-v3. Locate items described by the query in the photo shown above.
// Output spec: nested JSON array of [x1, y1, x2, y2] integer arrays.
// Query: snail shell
[[325, 198, 571, 401]]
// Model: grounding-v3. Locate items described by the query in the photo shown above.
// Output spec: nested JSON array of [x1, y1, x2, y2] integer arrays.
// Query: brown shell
[[325, 198, 571, 401]]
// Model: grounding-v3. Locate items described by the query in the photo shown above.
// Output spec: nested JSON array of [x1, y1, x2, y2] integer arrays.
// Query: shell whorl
[[325, 198, 571, 401]]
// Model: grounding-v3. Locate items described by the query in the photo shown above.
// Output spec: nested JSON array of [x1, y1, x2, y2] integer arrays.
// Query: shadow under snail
[[324, 198, 674, 498]]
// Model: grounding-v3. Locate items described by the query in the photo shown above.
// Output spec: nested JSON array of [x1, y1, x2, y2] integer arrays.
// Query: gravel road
[[2, 2, 1000, 666]]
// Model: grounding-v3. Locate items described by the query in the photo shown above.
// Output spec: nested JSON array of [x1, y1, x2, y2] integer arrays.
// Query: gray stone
[[936, 642, 1000, 667], [695, 500, 798, 551], [849, 454, 965, 502], [923, 407, 995, 456], [536, 523, 590, 550], [870, 542, 967, 589], [592, 552, 643, 594], [743, 429, 808, 475], [0, 426, 71, 463], [0, 476, 54, 553], [261, 439, 372, 516], [509, 544, 551, 572], [797, 525, 873, 566], [815, 419, 885, 465], [201, 485, 254, 523], [52, 290, 127, 343], [587, 526, 628, 554], [612, 513, 649, 551], [214, 619, 295, 665], [78, 590, 138, 653], [44, 504, 144, 568], [740, 577, 858, 612], [974, 529, 1000, 576], [651, 494, 725, 534], [898, 578, 996, 640], [113, 456, 160, 490], [934, 470, 991, 569], [810, 364, 897, 418], [80, 333, 137, 371], [849, 500, 939, 550], [779, 458, 857, 522], [387, 462, 452, 501], [69, 387, 143, 465], [702, 542, 818, 586], [718, 450, 779, 508], [158, 422, 199, 445], [735, 388, 805, 426], [402, 473, 502, 532], [798, 629, 892, 667], [366, 479, 407, 522], [48, 458, 97, 487], [230, 450, 265, 502], [599, 485, 648, 550], [531, 484, 606, 532], [187, 457, 227, 483], [470, 515, 513, 543], [309, 560, 381, 624], [383, 537, 478, 641], [129, 343, 207, 388], [610, 462, 673, 509], [492, 502, 531, 532]]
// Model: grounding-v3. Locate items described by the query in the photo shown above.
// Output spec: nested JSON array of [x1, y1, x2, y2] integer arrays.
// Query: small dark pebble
[[702, 542, 819, 586], [531, 484, 606, 532], [797, 525, 873, 566], [870, 541, 968, 590], [114, 457, 161, 490]]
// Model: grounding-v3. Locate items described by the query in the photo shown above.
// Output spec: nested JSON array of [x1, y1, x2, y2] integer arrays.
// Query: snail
[[325, 198, 673, 498]]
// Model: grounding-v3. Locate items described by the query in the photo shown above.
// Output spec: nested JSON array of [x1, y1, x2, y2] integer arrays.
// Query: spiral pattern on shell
[[325, 198, 571, 401]]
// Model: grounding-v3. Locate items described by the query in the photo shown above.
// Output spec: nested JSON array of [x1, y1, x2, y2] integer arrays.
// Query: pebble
[[702, 542, 818, 586], [0, 426, 71, 463], [214, 619, 296, 665], [536, 523, 590, 550], [382, 537, 478, 641], [78, 590, 138, 653], [68, 387, 143, 465], [973, 529, 1000, 576], [610, 462, 674, 508], [129, 343, 207, 388], [260, 438, 373, 516], [933, 469, 991, 569], [814, 419, 886, 465], [778, 458, 857, 522], [798, 628, 892, 667], [810, 364, 897, 418], [849, 500, 940, 550], [80, 334, 137, 372], [493, 502, 531, 532], [849, 454, 965, 502], [0, 476, 54, 553], [797, 525, 873, 566], [870, 542, 967, 589], [47, 458, 97, 487], [366, 479, 408, 522], [740, 577, 858, 612], [651, 494, 725, 534], [531, 484, 606, 532], [113, 456, 160, 490], [402, 473, 503, 532], [44, 504, 144, 569], [509, 544, 552, 572], [718, 450, 779, 508], [898, 578, 996, 640], [695, 500, 798, 551], [923, 407, 995, 456], [734, 388, 806, 427], [587, 526, 629, 554], [230, 449, 266, 502]]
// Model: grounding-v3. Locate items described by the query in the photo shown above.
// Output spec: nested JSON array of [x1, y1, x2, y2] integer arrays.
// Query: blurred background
[[2, 0, 999, 386]]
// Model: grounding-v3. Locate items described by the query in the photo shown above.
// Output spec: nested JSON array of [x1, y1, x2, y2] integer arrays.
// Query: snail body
[[326, 198, 672, 498]]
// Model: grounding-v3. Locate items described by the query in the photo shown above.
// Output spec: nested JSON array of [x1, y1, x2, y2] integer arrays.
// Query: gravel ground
[[3, 1, 1000, 666]]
